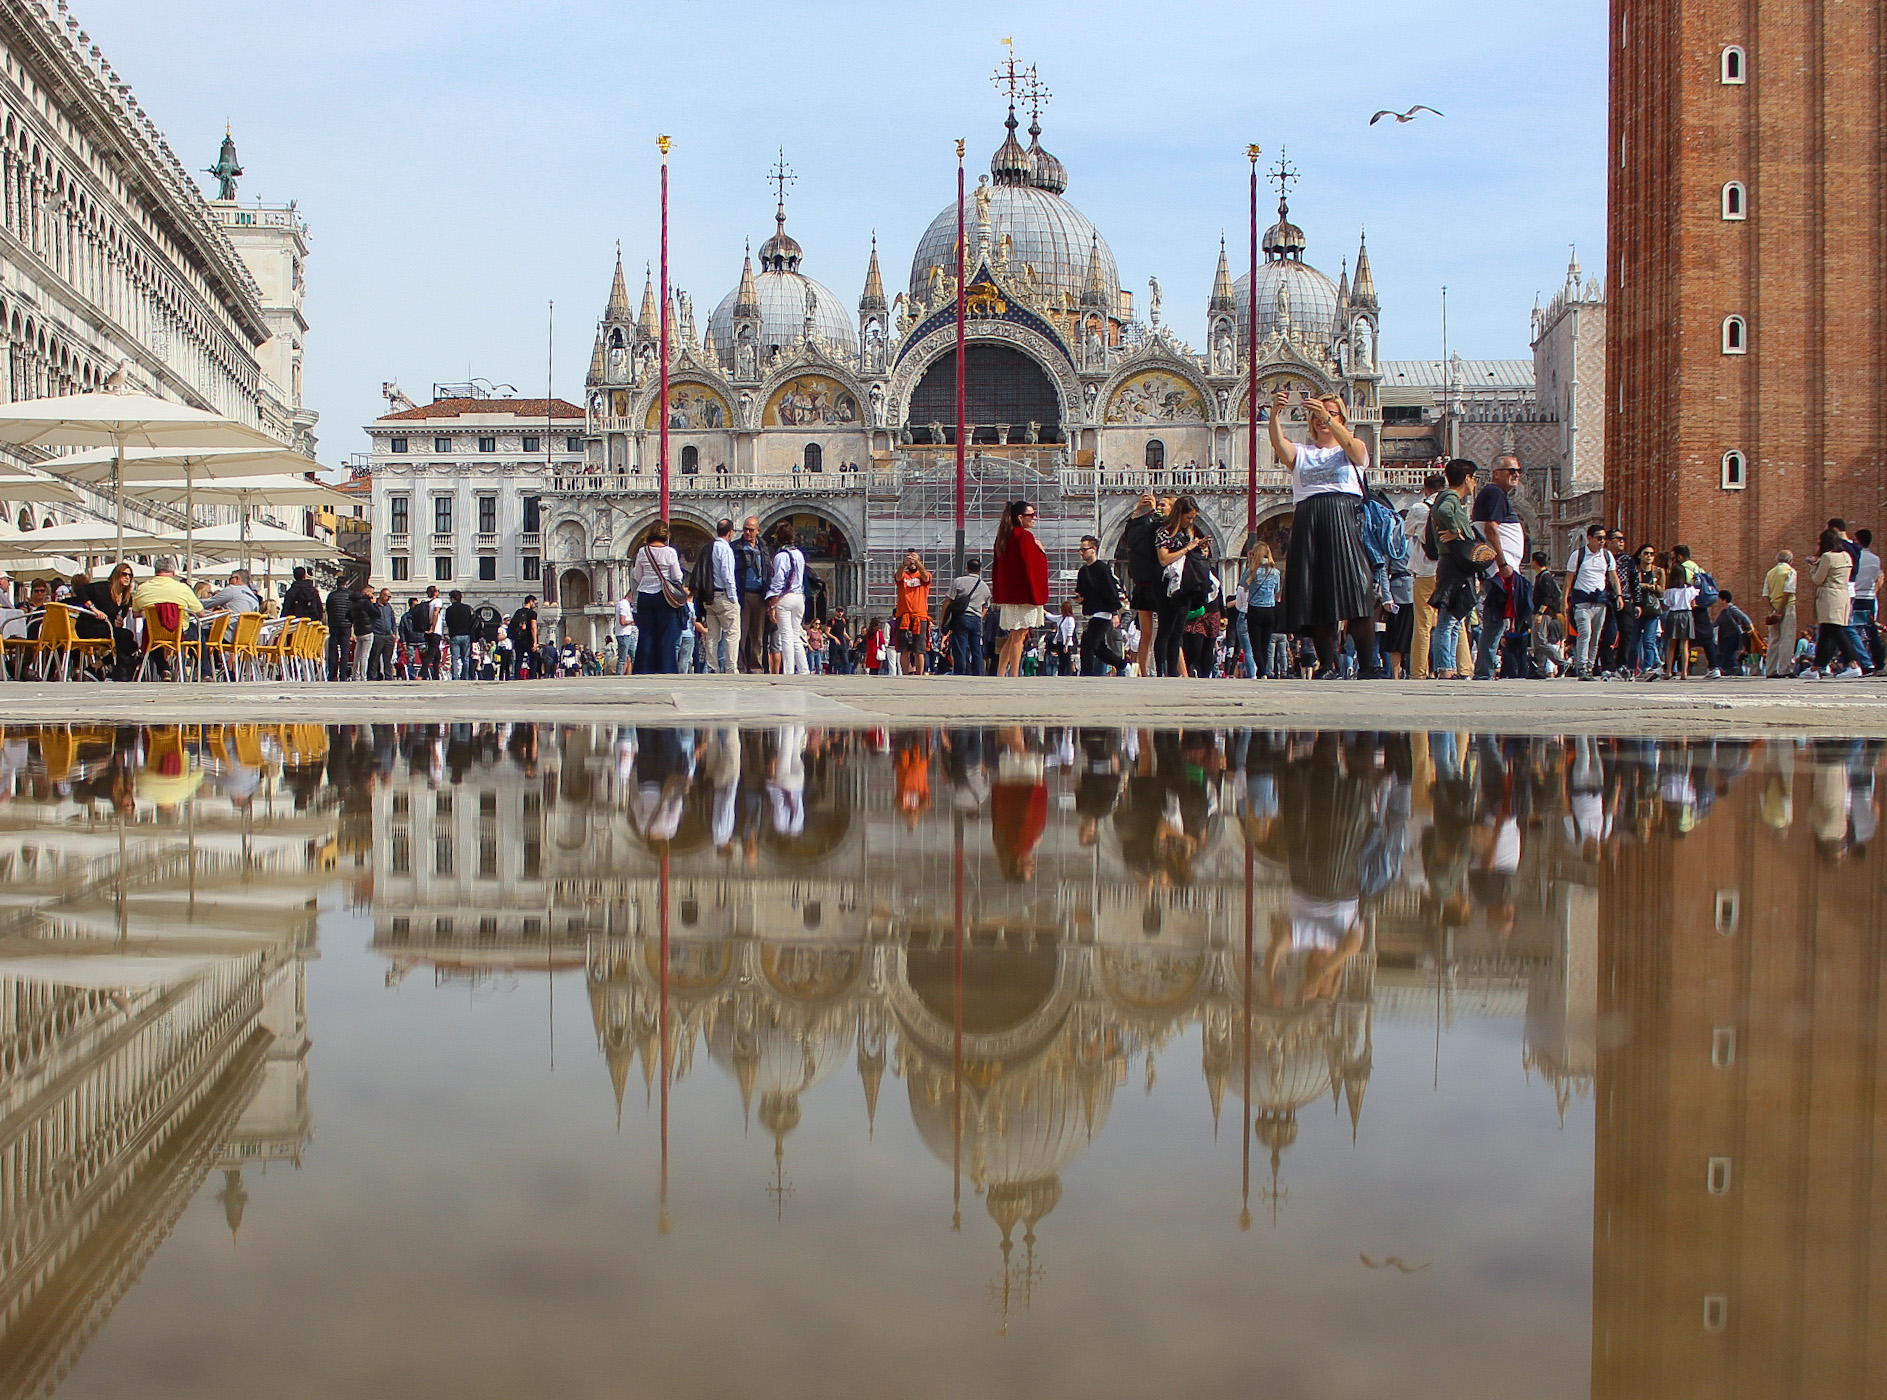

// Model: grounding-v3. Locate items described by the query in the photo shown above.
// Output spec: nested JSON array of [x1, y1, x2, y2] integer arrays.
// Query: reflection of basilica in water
[[0, 725, 330, 1396]]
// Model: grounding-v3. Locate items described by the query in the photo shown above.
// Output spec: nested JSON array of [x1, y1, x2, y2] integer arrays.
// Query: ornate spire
[[1336, 257, 1350, 307], [1021, 68, 1066, 195], [606, 249, 631, 319], [1080, 232, 1109, 308], [637, 266, 658, 339], [1351, 230, 1378, 308], [587, 327, 606, 380], [735, 240, 760, 318], [860, 233, 886, 312], [1261, 149, 1306, 262], [216, 1168, 248, 1243], [1209, 235, 1236, 314], [990, 104, 1033, 187]]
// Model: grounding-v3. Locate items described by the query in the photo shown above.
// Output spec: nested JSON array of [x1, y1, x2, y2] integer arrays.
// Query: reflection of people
[[991, 729, 1047, 880], [766, 725, 807, 837]]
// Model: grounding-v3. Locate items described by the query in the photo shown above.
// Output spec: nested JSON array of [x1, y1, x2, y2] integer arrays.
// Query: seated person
[[203, 569, 262, 615]]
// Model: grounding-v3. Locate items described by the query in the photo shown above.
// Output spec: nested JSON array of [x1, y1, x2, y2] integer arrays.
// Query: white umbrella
[[1, 520, 177, 556], [0, 468, 84, 506], [0, 387, 280, 562], [128, 473, 354, 571], [36, 444, 325, 573], [187, 519, 344, 563]]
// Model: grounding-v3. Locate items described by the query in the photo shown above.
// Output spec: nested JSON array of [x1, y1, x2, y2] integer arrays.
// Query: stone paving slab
[[0, 675, 1883, 735]]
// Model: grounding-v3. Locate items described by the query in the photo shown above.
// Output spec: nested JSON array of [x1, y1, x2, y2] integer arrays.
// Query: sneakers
[[1704, 669, 1722, 680], [1803, 669, 1824, 680], [1837, 665, 1866, 679]]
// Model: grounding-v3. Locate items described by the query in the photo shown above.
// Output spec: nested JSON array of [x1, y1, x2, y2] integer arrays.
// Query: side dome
[[1234, 261, 1343, 347], [708, 273, 857, 366]]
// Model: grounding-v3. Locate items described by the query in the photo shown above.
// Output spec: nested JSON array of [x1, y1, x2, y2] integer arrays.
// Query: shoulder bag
[[643, 545, 689, 609]]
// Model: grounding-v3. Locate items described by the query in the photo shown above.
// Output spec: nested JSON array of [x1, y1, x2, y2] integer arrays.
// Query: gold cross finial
[[656, 133, 672, 158], [1022, 65, 1051, 121], [991, 41, 1028, 104]]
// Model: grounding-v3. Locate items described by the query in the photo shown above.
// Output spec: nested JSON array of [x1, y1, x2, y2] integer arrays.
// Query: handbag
[[642, 545, 688, 609]]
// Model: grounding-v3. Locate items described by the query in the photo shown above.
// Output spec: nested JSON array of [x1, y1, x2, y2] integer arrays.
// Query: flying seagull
[[1370, 105, 1444, 125]]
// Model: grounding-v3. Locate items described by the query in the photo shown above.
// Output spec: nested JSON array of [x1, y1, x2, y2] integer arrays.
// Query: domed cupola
[[990, 105, 1034, 187], [1026, 114, 1068, 196], [1262, 196, 1308, 263], [707, 153, 858, 371], [1231, 156, 1343, 348]]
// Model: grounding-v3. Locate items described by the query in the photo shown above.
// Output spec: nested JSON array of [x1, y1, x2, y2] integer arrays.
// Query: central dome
[[909, 109, 1119, 317]]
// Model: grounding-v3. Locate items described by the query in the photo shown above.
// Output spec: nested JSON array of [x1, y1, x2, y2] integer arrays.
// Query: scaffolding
[[861, 452, 1098, 610]]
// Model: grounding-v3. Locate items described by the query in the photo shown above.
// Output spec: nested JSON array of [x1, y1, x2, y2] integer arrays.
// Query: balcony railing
[[548, 471, 858, 496], [475, 533, 498, 550], [430, 532, 454, 549], [520, 532, 541, 549], [545, 463, 1435, 498]]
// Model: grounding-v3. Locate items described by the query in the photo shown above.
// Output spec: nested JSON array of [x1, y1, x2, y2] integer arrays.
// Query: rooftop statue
[[206, 129, 242, 201]]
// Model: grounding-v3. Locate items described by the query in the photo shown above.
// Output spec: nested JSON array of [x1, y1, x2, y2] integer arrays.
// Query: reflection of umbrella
[[44, 445, 330, 571], [0, 387, 279, 562]]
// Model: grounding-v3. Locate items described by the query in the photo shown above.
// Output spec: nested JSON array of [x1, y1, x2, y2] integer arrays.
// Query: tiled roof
[[377, 397, 584, 422]]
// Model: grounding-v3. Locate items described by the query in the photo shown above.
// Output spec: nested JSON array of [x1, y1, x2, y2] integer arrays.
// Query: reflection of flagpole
[[953, 139, 967, 579], [1246, 144, 1261, 542], [952, 808, 964, 1232], [1241, 839, 1253, 1230], [659, 846, 671, 1234], [658, 135, 673, 523]]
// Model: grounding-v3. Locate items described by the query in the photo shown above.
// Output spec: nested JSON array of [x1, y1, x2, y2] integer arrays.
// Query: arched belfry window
[[1722, 315, 1748, 354], [1722, 181, 1747, 220], [1721, 45, 1746, 84], [1721, 450, 1747, 490], [802, 442, 822, 473], [1145, 439, 1166, 471], [609, 327, 625, 349]]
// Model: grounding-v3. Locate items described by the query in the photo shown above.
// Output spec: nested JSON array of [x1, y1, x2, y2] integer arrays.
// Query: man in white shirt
[[1405, 469, 1442, 678], [1852, 527, 1882, 671], [1564, 524, 1620, 678], [613, 588, 636, 674], [703, 517, 741, 674]]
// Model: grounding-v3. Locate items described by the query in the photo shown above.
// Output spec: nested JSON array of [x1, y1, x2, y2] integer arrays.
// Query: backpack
[[1693, 568, 1720, 607], [688, 540, 720, 604], [1123, 512, 1163, 584], [1360, 488, 1410, 569]]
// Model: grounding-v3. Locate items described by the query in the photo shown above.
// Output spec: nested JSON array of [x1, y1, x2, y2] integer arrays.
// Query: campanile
[[1607, 1, 1886, 594]]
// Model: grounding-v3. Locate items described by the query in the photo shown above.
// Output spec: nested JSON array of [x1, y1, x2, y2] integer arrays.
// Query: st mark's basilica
[[536, 74, 1425, 621]]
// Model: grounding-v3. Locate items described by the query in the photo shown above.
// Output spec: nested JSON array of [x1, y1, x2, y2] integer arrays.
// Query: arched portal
[[557, 569, 592, 612], [762, 507, 859, 607], [908, 344, 1062, 444], [630, 517, 714, 565]]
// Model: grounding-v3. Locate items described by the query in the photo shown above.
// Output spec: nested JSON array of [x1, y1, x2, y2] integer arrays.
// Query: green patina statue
[[205, 128, 242, 201]]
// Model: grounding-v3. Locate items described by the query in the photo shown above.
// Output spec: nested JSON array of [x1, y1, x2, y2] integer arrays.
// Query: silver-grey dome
[[909, 182, 1119, 315], [1235, 261, 1343, 347], [708, 269, 858, 367]]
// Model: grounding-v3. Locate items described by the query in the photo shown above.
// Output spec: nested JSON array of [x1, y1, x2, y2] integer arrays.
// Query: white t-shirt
[[1854, 549, 1882, 599], [615, 596, 635, 634], [1290, 443, 1365, 504], [1288, 892, 1361, 951], [1566, 545, 1614, 596], [1404, 497, 1436, 579]]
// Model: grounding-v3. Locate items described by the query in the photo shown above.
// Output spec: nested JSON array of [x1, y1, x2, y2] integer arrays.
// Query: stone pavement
[[1, 674, 1884, 735]]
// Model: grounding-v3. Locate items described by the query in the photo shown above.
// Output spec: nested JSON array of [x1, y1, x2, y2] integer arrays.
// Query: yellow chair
[[225, 612, 263, 681], [256, 616, 299, 680], [137, 604, 189, 681], [186, 613, 230, 681], [29, 603, 114, 681], [298, 622, 329, 681]]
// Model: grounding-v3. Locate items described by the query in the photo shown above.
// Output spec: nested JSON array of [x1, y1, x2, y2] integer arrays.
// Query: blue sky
[[79, 0, 1607, 461]]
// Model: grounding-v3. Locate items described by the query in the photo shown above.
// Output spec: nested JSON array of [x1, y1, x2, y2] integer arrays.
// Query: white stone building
[[0, 2, 316, 538], [363, 387, 585, 611]]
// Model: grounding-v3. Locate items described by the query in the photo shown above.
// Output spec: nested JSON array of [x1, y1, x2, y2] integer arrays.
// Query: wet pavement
[[0, 722, 1880, 1399]]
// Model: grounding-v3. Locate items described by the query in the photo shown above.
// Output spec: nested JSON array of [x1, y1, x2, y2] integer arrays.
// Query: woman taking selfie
[[1268, 388, 1378, 678], [1153, 495, 1207, 677]]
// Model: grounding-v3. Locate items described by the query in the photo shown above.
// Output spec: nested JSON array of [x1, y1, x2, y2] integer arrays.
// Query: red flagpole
[[954, 139, 967, 577], [658, 846, 671, 1234], [1247, 144, 1261, 541], [658, 135, 673, 522]]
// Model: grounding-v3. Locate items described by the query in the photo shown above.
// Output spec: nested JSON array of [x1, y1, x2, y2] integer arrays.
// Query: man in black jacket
[[324, 579, 356, 681], [398, 596, 426, 679], [348, 582, 380, 680], [1074, 534, 1126, 676], [444, 589, 478, 679], [283, 567, 323, 622]]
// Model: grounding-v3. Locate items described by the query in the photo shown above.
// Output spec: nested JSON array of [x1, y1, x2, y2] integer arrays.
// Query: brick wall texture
[[1607, 0, 1887, 601]]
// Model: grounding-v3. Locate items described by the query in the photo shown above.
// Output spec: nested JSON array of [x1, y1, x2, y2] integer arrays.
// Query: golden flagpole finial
[[956, 138, 966, 160], [1247, 143, 1262, 163], [657, 134, 672, 159]]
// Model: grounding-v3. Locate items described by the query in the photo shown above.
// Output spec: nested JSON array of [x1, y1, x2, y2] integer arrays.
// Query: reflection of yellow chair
[[232, 724, 266, 768], [39, 727, 76, 782]]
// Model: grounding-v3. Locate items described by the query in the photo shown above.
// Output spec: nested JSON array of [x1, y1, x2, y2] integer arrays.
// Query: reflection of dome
[[708, 206, 858, 366], [909, 108, 1119, 315], [1227, 1007, 1339, 1113], [907, 1055, 1112, 1189], [706, 1000, 852, 1113]]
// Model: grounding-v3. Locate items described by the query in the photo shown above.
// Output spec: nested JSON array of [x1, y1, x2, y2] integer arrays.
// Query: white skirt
[[999, 604, 1046, 630]]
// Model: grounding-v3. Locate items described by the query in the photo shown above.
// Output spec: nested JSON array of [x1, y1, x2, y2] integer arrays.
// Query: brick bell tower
[[1607, 1, 1887, 598]]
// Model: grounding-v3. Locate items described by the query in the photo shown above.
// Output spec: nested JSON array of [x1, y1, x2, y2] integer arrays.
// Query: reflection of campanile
[[1593, 747, 1887, 1395]]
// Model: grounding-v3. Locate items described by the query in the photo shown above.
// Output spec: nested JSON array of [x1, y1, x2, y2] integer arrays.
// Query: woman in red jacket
[[991, 499, 1049, 678]]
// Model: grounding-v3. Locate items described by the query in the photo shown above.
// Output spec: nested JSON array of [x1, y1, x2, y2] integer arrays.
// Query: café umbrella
[[0, 386, 280, 562], [128, 473, 354, 569]]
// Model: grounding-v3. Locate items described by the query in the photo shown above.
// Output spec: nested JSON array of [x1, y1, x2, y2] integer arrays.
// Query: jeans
[[951, 624, 985, 676], [1816, 621, 1869, 672], [773, 591, 809, 674], [1846, 597, 1876, 670], [634, 592, 684, 674], [1431, 599, 1468, 674], [1690, 606, 1717, 670], [1229, 609, 1256, 678], [1571, 599, 1606, 673], [1637, 615, 1664, 672], [1472, 596, 1506, 679], [450, 634, 472, 679], [1079, 616, 1119, 675], [677, 625, 695, 674]]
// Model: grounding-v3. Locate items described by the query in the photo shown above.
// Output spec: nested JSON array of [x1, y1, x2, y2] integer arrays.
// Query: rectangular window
[[434, 436, 452, 454], [389, 436, 409, 454], [390, 834, 410, 873], [522, 495, 541, 533], [478, 436, 497, 453], [390, 916, 410, 940], [478, 556, 496, 581], [478, 496, 497, 533], [434, 834, 454, 875], [436, 791, 453, 815], [522, 554, 541, 581], [434, 556, 452, 582], [435, 916, 454, 938], [566, 436, 583, 453], [391, 555, 410, 582], [479, 917, 498, 938], [479, 791, 497, 817], [522, 435, 541, 454], [523, 840, 541, 878], [433, 497, 452, 533], [478, 838, 498, 879], [389, 496, 409, 534]]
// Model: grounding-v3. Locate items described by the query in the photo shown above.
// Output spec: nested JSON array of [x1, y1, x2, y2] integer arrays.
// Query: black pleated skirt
[[1284, 491, 1374, 630]]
